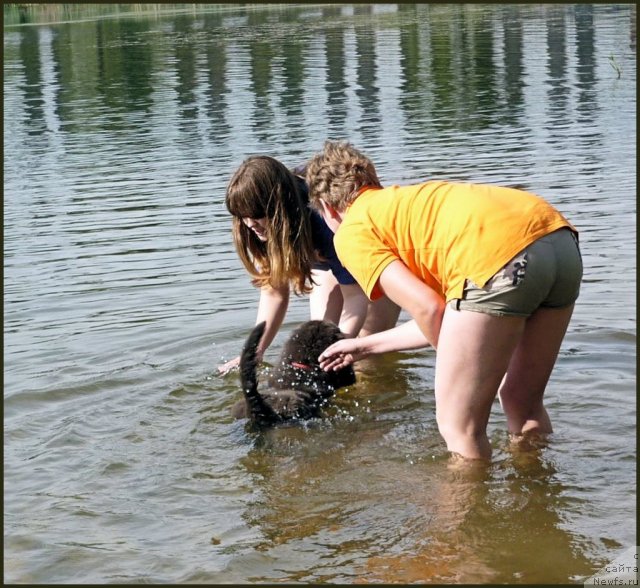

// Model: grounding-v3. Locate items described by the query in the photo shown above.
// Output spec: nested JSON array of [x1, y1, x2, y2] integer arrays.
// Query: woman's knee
[[435, 408, 493, 460], [499, 388, 552, 434], [437, 421, 492, 460], [359, 296, 401, 335]]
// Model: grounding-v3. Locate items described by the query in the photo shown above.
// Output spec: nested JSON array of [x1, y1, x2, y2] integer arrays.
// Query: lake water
[[4, 3, 636, 584]]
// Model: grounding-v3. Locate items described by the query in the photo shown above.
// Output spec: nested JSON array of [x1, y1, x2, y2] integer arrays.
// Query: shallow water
[[4, 3, 636, 584]]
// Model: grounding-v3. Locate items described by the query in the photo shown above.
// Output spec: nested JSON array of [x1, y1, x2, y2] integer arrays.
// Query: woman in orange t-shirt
[[306, 141, 582, 462]]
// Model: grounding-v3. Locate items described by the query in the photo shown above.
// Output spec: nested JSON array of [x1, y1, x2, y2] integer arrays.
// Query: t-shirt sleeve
[[334, 223, 398, 300]]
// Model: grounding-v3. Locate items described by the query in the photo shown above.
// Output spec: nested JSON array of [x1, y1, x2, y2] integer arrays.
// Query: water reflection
[[325, 27, 348, 138], [239, 420, 598, 583], [203, 13, 230, 147], [545, 4, 570, 154], [19, 26, 45, 133], [248, 34, 274, 142], [100, 19, 155, 114], [354, 24, 380, 140], [7, 3, 627, 147], [501, 6, 525, 125], [361, 448, 597, 584]]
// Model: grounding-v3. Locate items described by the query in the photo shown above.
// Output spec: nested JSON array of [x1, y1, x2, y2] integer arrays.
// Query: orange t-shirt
[[333, 181, 576, 301]]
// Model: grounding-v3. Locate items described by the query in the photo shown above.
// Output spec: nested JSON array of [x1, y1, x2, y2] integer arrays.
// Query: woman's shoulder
[[292, 173, 310, 200], [308, 207, 329, 238], [291, 163, 308, 177]]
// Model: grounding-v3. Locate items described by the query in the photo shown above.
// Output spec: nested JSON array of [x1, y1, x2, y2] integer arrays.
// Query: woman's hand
[[218, 346, 265, 375], [319, 338, 368, 371], [218, 356, 240, 375]]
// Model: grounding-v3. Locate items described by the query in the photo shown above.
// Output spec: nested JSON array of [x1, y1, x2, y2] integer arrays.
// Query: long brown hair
[[225, 156, 316, 295]]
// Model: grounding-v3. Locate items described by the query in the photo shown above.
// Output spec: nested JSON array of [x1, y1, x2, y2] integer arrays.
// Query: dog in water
[[231, 320, 356, 428]]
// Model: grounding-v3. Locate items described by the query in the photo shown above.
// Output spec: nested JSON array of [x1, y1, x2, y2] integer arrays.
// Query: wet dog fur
[[231, 320, 356, 428]]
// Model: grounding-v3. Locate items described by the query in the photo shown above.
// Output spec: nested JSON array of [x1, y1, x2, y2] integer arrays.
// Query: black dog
[[231, 320, 356, 428]]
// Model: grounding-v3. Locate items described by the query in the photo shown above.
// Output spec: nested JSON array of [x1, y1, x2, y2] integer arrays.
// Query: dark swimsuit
[[294, 174, 356, 286]]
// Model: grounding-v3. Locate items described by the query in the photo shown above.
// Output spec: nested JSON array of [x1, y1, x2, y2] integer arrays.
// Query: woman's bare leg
[[309, 269, 343, 323], [434, 306, 525, 460], [359, 295, 402, 336], [498, 304, 575, 436]]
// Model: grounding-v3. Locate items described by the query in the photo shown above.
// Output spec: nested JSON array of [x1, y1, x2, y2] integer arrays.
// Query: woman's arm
[[337, 283, 369, 337], [378, 260, 444, 348], [255, 284, 290, 354], [309, 269, 343, 324], [218, 284, 290, 374], [318, 319, 429, 370]]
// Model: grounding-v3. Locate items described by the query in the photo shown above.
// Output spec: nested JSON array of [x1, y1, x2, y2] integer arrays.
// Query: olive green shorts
[[449, 228, 583, 318]]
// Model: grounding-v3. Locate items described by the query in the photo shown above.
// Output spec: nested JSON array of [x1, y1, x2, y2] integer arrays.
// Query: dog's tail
[[240, 321, 280, 427]]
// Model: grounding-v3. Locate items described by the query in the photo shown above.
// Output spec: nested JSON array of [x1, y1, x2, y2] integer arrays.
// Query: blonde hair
[[305, 141, 381, 211], [225, 156, 315, 295]]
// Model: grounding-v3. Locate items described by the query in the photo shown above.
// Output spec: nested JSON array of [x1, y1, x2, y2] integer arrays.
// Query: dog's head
[[277, 320, 356, 392]]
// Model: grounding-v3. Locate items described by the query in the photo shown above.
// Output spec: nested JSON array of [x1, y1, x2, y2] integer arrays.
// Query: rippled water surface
[[4, 3, 636, 584]]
